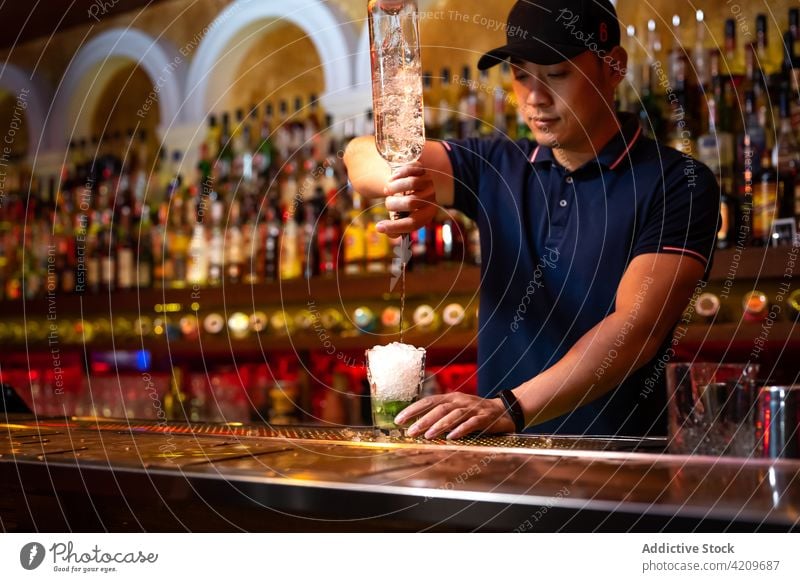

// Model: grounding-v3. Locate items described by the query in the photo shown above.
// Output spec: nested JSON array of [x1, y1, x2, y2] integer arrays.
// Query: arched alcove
[[224, 23, 325, 119], [49, 28, 184, 149], [0, 64, 49, 158], [183, 0, 353, 124]]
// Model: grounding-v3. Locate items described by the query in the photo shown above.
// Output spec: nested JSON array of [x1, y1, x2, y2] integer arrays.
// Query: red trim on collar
[[608, 126, 643, 170], [530, 145, 540, 163], [442, 141, 452, 151]]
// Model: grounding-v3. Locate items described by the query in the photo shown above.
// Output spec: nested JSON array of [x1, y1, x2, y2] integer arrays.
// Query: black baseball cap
[[477, 0, 621, 69]]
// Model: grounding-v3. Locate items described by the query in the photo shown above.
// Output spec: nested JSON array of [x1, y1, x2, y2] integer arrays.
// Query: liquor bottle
[[742, 290, 769, 323], [752, 150, 782, 246], [343, 192, 367, 275], [410, 224, 427, 269], [693, 10, 709, 90], [476, 69, 491, 136], [116, 207, 135, 290], [300, 195, 320, 280], [137, 205, 154, 289], [217, 112, 234, 181], [440, 210, 465, 263], [241, 200, 259, 285], [234, 108, 253, 181], [263, 199, 281, 282], [668, 14, 684, 90], [365, 201, 391, 273], [274, 100, 292, 161], [85, 212, 101, 294], [206, 114, 221, 161], [442, 302, 466, 327], [22, 232, 43, 300], [254, 104, 274, 178], [152, 202, 170, 286], [187, 221, 209, 287], [226, 200, 244, 284], [203, 312, 226, 335], [697, 94, 734, 179], [783, 9, 800, 76], [755, 14, 780, 76], [723, 18, 743, 77], [791, 8, 800, 57], [695, 292, 721, 323], [744, 44, 770, 141], [4, 230, 21, 300], [426, 211, 443, 264], [320, 308, 345, 332], [618, 24, 638, 113], [439, 68, 456, 140], [457, 66, 477, 139], [717, 181, 740, 250], [227, 312, 250, 340], [317, 195, 341, 276], [413, 304, 439, 332], [422, 71, 437, 138], [169, 191, 190, 288], [738, 91, 767, 187], [279, 209, 302, 280], [774, 90, 800, 224], [381, 306, 401, 331], [787, 289, 800, 320], [269, 310, 294, 335], [352, 306, 377, 333], [208, 201, 224, 286], [95, 209, 115, 291], [640, 19, 665, 140]]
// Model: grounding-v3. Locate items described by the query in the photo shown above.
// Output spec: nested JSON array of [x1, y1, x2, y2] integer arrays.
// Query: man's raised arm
[[343, 137, 456, 236]]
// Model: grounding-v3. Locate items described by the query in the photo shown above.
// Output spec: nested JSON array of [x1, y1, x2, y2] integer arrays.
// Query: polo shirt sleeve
[[439, 138, 485, 220], [631, 158, 720, 272], [440, 138, 515, 221]]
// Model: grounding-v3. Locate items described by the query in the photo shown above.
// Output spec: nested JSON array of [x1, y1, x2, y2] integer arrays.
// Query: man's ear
[[606, 46, 628, 87]]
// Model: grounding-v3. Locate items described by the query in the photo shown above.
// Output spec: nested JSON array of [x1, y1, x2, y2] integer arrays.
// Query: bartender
[[344, 0, 719, 439]]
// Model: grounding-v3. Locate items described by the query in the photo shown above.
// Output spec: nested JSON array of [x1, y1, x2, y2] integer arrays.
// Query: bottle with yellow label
[[343, 192, 367, 275], [279, 210, 302, 280], [752, 152, 782, 246], [365, 202, 392, 273]]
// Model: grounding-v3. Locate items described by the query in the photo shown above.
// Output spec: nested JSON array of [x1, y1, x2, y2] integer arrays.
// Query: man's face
[[511, 51, 621, 151]]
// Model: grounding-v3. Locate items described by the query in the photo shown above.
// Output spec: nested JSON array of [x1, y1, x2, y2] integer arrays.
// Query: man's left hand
[[395, 392, 516, 440]]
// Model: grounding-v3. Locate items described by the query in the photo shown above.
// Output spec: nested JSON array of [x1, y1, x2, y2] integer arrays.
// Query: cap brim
[[477, 40, 587, 69]]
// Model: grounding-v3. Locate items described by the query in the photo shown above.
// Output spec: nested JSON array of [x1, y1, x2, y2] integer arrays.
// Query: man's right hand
[[377, 162, 438, 236]]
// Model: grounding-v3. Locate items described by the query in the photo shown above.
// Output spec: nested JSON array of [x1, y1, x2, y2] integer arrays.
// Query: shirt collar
[[530, 113, 644, 171]]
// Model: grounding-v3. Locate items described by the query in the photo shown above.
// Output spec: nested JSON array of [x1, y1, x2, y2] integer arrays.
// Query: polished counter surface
[[1, 416, 798, 532]]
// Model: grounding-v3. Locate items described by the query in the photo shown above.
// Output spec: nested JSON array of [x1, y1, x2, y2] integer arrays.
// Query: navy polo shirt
[[443, 113, 719, 436]]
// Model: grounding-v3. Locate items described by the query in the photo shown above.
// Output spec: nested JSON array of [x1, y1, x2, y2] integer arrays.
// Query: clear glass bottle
[[368, 0, 425, 167]]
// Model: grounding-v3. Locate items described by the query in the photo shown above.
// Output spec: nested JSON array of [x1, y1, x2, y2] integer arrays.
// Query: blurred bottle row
[[3, 286, 798, 346], [0, 300, 476, 345], [4, 8, 800, 304], [0, 104, 480, 301], [689, 288, 800, 324], [0, 355, 478, 426], [621, 8, 800, 248]]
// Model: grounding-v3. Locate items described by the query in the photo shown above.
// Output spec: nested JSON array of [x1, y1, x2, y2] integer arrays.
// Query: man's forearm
[[513, 312, 668, 427], [343, 136, 391, 199]]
